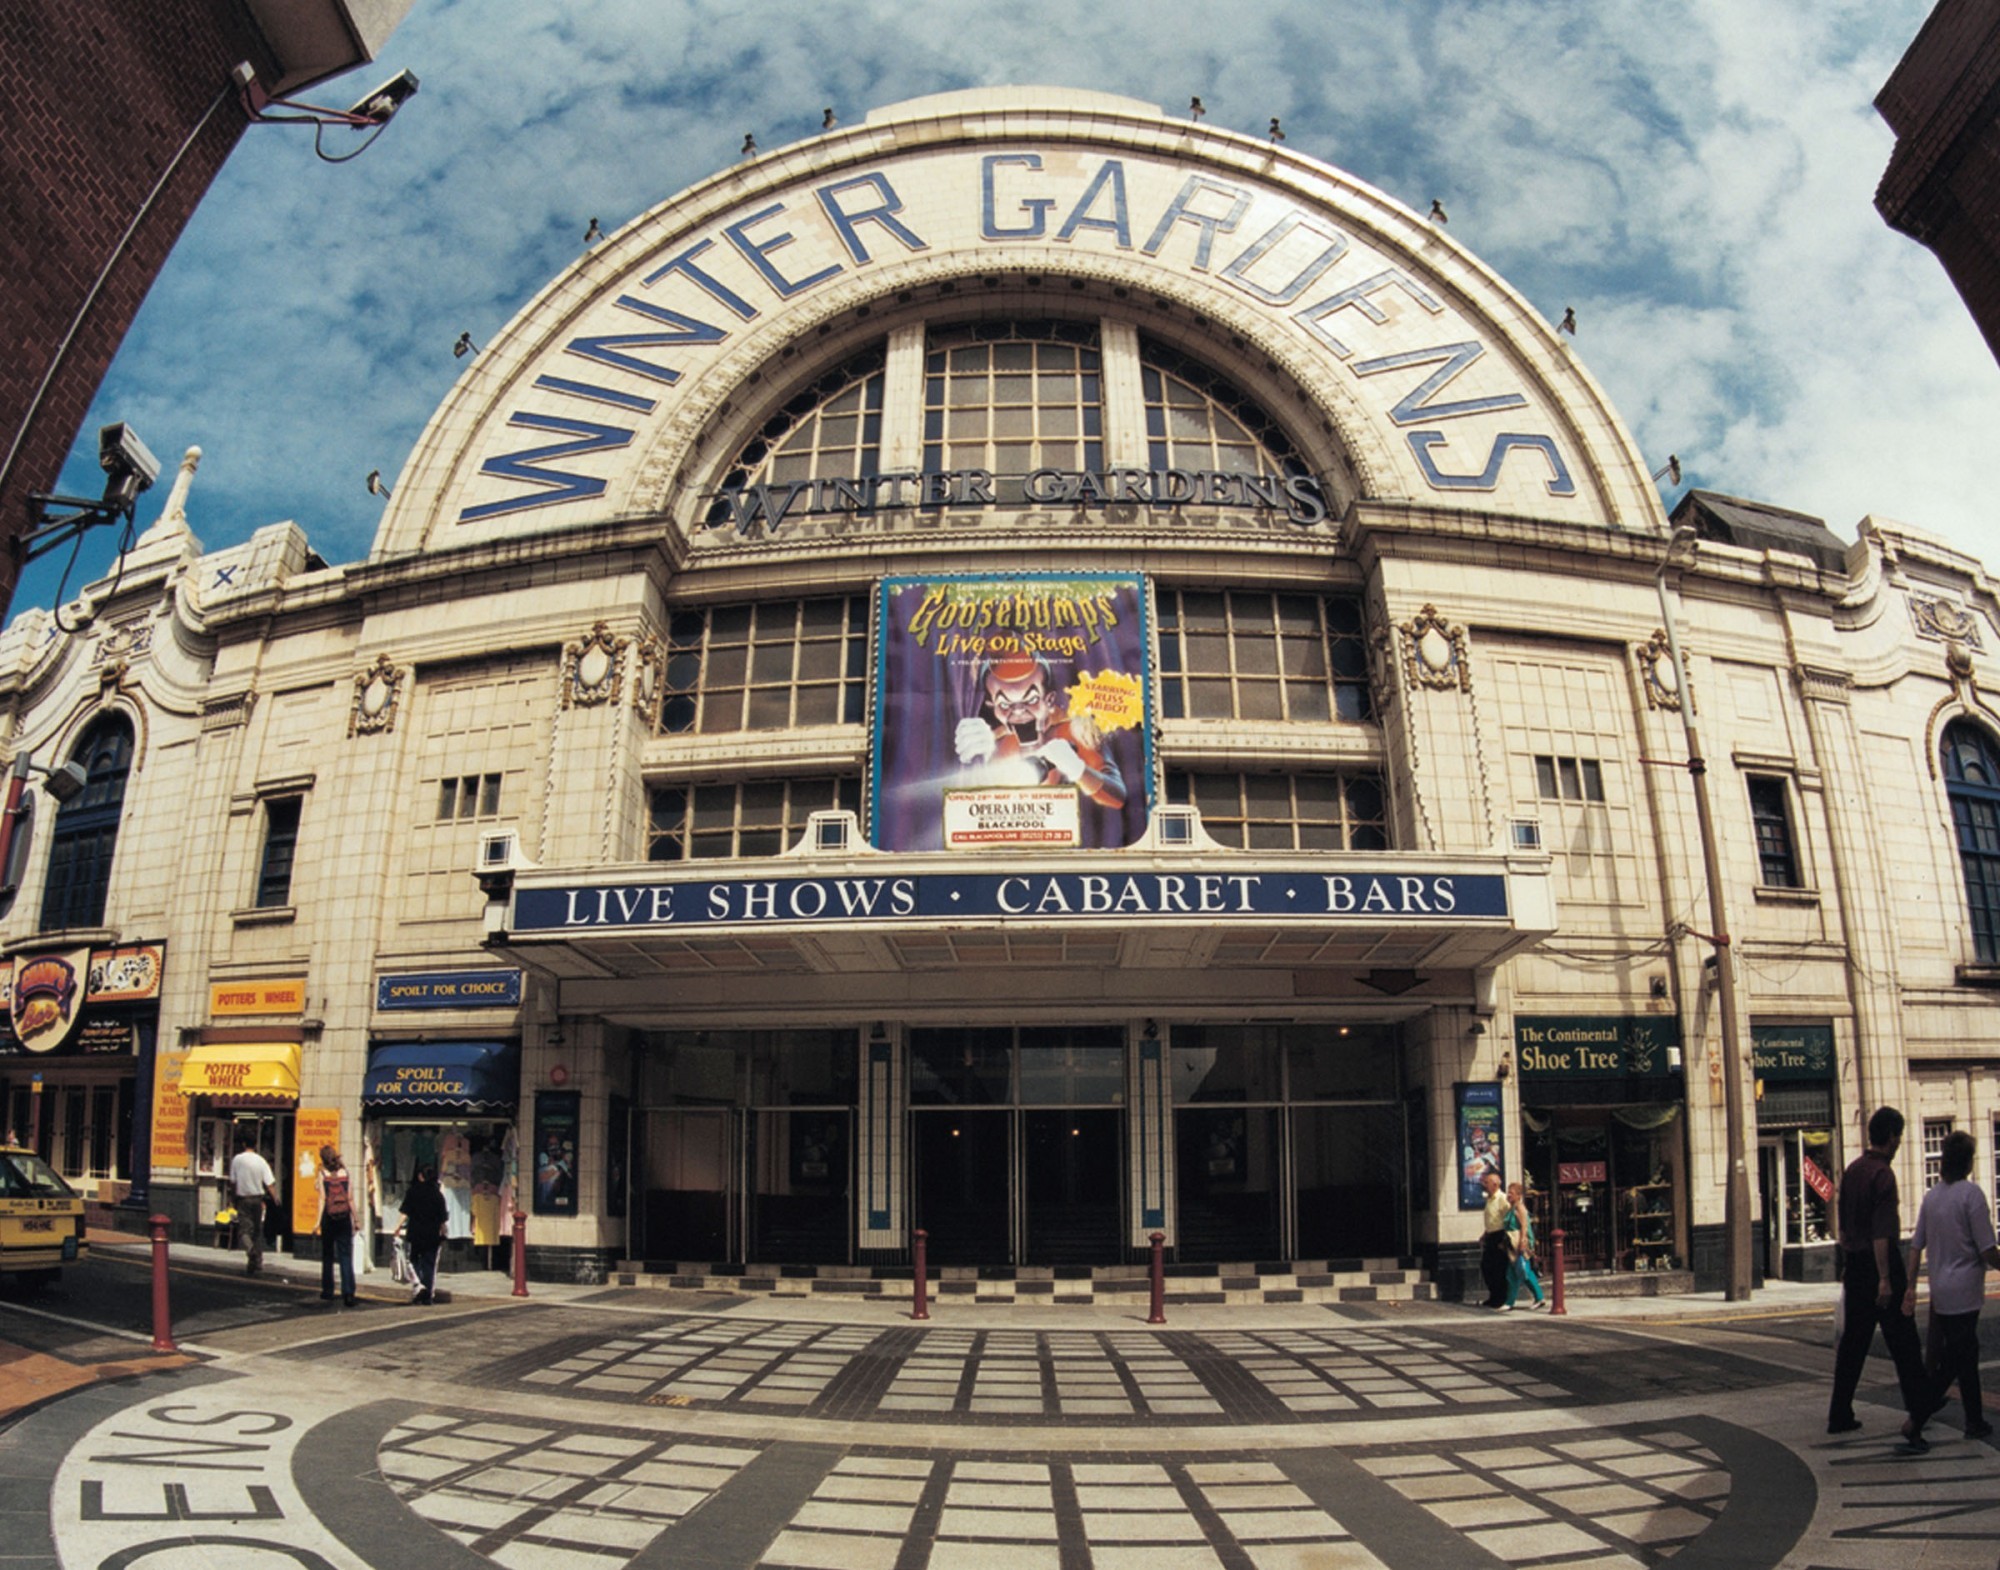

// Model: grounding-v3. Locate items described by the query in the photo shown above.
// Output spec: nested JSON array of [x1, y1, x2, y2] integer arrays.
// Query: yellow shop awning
[[178, 1043, 301, 1102]]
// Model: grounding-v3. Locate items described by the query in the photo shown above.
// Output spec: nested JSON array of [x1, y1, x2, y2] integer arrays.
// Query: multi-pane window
[[1157, 590, 1370, 723], [922, 320, 1103, 502], [40, 714, 135, 931], [436, 774, 502, 822], [710, 345, 885, 507], [660, 597, 868, 734], [1923, 1117, 1953, 1189], [255, 797, 302, 908], [1746, 776, 1800, 888], [1533, 755, 1605, 802], [1140, 336, 1311, 479], [1941, 720, 2000, 963], [648, 777, 861, 861], [1167, 771, 1388, 851]]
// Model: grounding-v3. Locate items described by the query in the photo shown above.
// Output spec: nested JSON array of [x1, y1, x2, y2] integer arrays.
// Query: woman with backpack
[[316, 1145, 357, 1307]]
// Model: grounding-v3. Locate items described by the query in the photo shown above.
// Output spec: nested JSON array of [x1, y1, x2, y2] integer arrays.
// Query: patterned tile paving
[[489, 1319, 1563, 1424], [1358, 1429, 1730, 1567], [378, 1415, 1737, 1570]]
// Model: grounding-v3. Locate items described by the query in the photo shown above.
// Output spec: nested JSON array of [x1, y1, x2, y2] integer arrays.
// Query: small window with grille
[[1166, 771, 1388, 851], [255, 797, 303, 909], [436, 774, 503, 822], [1923, 1117, 1953, 1189], [648, 777, 862, 861], [660, 596, 869, 735], [1157, 590, 1370, 723], [1746, 775, 1800, 888]]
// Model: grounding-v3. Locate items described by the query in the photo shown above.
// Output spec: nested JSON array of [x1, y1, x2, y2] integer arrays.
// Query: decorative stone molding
[[1924, 642, 2000, 777], [93, 618, 153, 669], [1398, 604, 1470, 693], [96, 659, 130, 696], [561, 622, 628, 710], [631, 636, 665, 722], [1635, 629, 1682, 712], [200, 692, 258, 733], [1911, 593, 1983, 648], [348, 654, 406, 737]]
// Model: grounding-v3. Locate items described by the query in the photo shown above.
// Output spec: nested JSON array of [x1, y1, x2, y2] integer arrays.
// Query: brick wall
[[0, 2, 258, 612], [1875, 0, 2000, 365]]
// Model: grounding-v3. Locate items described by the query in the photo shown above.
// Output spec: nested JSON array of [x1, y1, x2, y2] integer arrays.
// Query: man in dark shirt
[[1827, 1106, 1946, 1446]]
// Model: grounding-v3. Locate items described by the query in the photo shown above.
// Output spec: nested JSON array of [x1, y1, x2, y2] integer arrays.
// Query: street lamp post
[[1654, 528, 1754, 1301]]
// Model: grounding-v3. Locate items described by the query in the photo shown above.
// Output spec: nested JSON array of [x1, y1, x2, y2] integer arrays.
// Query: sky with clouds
[[20, 0, 2000, 615]]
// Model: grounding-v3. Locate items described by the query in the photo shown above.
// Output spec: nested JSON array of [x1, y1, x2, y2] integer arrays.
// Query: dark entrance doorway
[[1022, 1108, 1123, 1264], [911, 1110, 1010, 1266]]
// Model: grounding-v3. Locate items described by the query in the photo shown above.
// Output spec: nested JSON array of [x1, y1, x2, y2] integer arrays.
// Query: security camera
[[347, 69, 419, 124], [41, 761, 88, 805], [473, 828, 535, 900], [98, 422, 160, 491]]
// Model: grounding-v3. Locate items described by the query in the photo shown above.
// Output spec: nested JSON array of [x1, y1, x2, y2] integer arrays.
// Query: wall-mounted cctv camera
[[41, 761, 89, 805], [98, 422, 160, 491], [473, 827, 535, 899], [348, 69, 420, 123]]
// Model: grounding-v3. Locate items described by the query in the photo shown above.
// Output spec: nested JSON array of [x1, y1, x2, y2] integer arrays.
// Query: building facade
[[5, 89, 1998, 1295]]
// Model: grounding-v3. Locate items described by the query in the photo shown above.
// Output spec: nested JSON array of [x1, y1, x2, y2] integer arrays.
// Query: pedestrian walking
[[1827, 1106, 1948, 1448], [228, 1130, 280, 1276], [1907, 1128, 2000, 1440], [1504, 1181, 1547, 1309], [1479, 1170, 1513, 1309], [398, 1163, 448, 1306], [316, 1145, 357, 1307]]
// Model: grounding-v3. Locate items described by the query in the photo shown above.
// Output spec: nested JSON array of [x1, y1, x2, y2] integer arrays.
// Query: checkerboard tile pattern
[[1358, 1430, 1729, 1566], [517, 1317, 879, 1405], [379, 1412, 760, 1567], [1207, 1328, 1566, 1412]]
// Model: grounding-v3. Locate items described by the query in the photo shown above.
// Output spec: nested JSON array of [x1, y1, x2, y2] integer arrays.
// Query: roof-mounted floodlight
[[234, 61, 420, 163]]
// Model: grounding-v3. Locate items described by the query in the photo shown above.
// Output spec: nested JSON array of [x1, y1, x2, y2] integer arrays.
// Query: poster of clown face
[[873, 575, 1154, 853]]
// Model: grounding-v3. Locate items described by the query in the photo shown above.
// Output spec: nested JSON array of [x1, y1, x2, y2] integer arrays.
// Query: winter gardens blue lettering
[[460, 158, 1555, 524]]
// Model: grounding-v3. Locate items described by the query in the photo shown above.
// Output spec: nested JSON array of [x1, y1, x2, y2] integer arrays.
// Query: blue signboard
[[376, 969, 523, 1011], [513, 868, 1507, 934]]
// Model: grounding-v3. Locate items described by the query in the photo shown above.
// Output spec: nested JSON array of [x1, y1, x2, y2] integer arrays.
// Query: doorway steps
[[610, 1258, 1435, 1307]]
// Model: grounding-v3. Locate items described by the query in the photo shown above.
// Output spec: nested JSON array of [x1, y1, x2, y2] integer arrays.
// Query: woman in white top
[[1906, 1129, 2000, 1440]]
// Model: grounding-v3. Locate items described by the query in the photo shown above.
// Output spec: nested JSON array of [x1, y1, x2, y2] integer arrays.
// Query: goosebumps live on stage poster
[[872, 575, 1153, 854]]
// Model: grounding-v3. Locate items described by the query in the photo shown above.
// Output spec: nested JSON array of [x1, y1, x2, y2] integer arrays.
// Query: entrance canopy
[[178, 1043, 300, 1103], [363, 1040, 520, 1112]]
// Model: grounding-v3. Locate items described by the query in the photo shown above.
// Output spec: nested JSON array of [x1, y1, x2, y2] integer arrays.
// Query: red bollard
[[912, 1229, 929, 1321], [511, 1210, 529, 1298], [148, 1214, 176, 1352], [1147, 1231, 1167, 1325], [1550, 1226, 1567, 1316]]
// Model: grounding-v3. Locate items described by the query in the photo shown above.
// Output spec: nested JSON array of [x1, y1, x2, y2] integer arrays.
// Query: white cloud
[[23, 0, 2000, 613]]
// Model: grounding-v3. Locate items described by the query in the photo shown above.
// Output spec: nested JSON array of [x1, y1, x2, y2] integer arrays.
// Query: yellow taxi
[[0, 1143, 88, 1286]]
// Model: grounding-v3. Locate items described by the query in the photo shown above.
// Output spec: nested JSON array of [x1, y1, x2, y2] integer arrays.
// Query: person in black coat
[[398, 1164, 448, 1306]]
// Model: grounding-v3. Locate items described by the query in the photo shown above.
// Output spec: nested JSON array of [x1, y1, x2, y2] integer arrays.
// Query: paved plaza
[[3, 1247, 1997, 1569]]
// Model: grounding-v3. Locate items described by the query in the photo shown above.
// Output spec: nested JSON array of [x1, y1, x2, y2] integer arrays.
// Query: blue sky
[[20, 0, 1999, 617]]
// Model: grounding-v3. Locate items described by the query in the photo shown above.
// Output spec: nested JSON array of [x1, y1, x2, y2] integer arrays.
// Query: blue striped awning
[[362, 1040, 519, 1111]]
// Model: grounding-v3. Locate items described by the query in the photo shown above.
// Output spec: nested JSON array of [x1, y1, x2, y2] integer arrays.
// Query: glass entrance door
[[636, 1109, 735, 1262], [909, 1026, 1126, 1267]]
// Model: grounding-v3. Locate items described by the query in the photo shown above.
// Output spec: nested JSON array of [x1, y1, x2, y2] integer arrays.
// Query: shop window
[[1166, 770, 1387, 851], [436, 773, 502, 822], [647, 776, 860, 861], [255, 797, 302, 908], [659, 596, 868, 735], [1139, 336, 1312, 480], [708, 344, 886, 517], [40, 713, 134, 931], [1941, 720, 2000, 963], [1923, 1117, 1953, 1189], [1157, 590, 1371, 723], [1746, 776, 1800, 888], [921, 320, 1103, 504]]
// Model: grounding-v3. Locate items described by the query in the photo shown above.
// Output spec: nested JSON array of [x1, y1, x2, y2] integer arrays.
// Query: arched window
[[1139, 335, 1311, 481], [1941, 719, 2000, 963], [39, 715, 134, 931], [922, 319, 1103, 502]]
